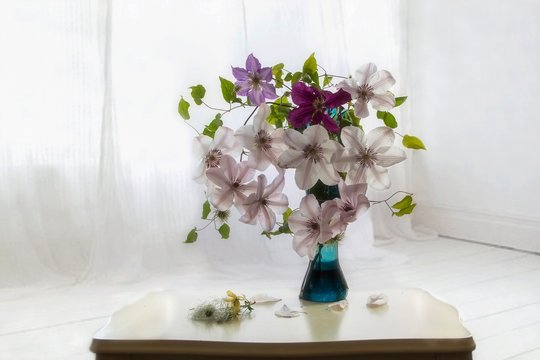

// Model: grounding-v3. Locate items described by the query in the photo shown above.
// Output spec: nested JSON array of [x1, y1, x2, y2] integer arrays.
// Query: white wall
[[408, 0, 540, 252]]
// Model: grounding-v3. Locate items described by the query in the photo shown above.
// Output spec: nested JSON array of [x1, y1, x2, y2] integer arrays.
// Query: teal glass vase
[[300, 181, 348, 302], [299, 241, 348, 302]]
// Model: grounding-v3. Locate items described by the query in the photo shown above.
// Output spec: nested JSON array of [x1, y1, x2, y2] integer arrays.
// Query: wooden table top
[[91, 288, 475, 358]]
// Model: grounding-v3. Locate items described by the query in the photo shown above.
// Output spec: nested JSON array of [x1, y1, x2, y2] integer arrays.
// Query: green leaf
[[218, 223, 230, 239], [377, 111, 398, 129], [219, 77, 238, 103], [272, 63, 285, 89], [283, 207, 292, 222], [178, 97, 190, 120], [291, 72, 302, 84], [394, 96, 407, 107], [189, 85, 206, 105], [201, 200, 211, 219], [202, 114, 223, 138], [303, 52, 317, 75], [392, 195, 412, 210], [302, 53, 319, 87], [403, 134, 427, 150], [185, 227, 198, 243], [323, 75, 333, 87], [394, 203, 417, 217], [347, 109, 361, 127], [284, 72, 292, 82]]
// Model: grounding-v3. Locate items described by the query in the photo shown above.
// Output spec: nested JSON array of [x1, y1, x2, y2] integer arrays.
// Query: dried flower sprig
[[190, 290, 256, 323]]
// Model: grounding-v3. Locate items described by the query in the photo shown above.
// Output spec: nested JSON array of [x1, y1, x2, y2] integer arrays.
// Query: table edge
[[90, 337, 476, 356]]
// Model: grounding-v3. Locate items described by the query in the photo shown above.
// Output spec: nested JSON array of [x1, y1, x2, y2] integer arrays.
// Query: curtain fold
[[0, 0, 416, 287]]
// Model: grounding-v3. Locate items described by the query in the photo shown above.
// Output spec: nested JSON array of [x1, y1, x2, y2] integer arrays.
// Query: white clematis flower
[[335, 180, 370, 227], [337, 63, 396, 118], [333, 126, 406, 190], [193, 127, 241, 184], [239, 173, 289, 232], [205, 155, 257, 211], [278, 125, 342, 190], [287, 195, 341, 259], [235, 103, 286, 171]]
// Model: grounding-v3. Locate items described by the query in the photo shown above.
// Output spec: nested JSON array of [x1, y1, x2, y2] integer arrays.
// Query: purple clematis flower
[[232, 54, 278, 106], [288, 82, 351, 133]]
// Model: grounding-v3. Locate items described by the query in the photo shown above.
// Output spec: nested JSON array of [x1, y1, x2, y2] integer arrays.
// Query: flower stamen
[[205, 149, 223, 168]]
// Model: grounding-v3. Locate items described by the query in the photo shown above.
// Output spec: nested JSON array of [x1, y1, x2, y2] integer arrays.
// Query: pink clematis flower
[[232, 54, 278, 106], [235, 104, 286, 171], [239, 173, 289, 232], [278, 125, 342, 190], [288, 194, 341, 259], [333, 126, 406, 190], [335, 180, 370, 226], [205, 155, 257, 211], [193, 127, 240, 184], [337, 63, 396, 118]]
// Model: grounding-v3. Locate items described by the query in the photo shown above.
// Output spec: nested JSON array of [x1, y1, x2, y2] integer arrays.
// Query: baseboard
[[413, 203, 540, 253]]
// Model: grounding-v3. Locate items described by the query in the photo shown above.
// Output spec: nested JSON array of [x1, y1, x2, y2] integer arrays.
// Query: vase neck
[[316, 241, 339, 263]]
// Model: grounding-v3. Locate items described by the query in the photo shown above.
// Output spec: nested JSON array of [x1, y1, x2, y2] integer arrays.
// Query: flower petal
[[336, 78, 359, 99], [375, 146, 407, 167], [324, 88, 351, 108], [193, 135, 212, 157], [283, 128, 309, 149], [278, 149, 305, 168], [340, 126, 366, 151], [261, 82, 278, 100], [354, 99, 369, 118], [368, 70, 396, 93], [346, 164, 367, 185], [332, 149, 356, 173], [213, 127, 237, 151], [266, 193, 289, 213], [295, 159, 318, 190], [209, 187, 235, 211], [259, 67, 272, 81], [258, 205, 276, 232], [287, 106, 313, 129], [299, 194, 320, 219], [264, 174, 285, 198], [252, 104, 271, 132], [355, 63, 377, 85], [315, 161, 340, 186], [245, 53, 261, 72], [235, 81, 251, 96], [293, 229, 317, 259], [287, 210, 307, 233], [365, 164, 391, 190], [247, 148, 272, 171], [205, 167, 229, 188], [193, 162, 207, 183], [371, 92, 395, 111], [321, 139, 343, 162], [291, 81, 317, 106], [248, 87, 265, 106], [303, 124, 329, 146], [366, 126, 395, 151], [235, 124, 255, 150], [320, 113, 340, 133], [232, 66, 249, 81]]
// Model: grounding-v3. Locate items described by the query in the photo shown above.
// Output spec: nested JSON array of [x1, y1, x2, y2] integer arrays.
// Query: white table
[[90, 288, 475, 359]]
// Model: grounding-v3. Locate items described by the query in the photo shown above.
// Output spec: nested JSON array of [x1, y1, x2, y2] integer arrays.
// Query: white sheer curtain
[[0, 0, 412, 288]]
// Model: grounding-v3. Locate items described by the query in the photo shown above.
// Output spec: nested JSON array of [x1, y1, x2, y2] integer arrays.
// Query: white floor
[[1, 236, 539, 360]]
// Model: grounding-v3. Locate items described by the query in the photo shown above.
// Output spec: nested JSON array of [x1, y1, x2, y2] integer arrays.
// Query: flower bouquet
[[179, 53, 425, 301]]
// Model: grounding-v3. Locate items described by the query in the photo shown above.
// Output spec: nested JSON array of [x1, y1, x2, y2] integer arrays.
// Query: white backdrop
[[0, 0, 416, 288], [408, 0, 540, 252]]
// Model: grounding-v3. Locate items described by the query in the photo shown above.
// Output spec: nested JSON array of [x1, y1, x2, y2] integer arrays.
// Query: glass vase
[[299, 181, 348, 302], [299, 240, 348, 302]]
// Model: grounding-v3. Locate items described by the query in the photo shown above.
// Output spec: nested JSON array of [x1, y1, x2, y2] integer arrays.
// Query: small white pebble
[[366, 293, 388, 308]]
